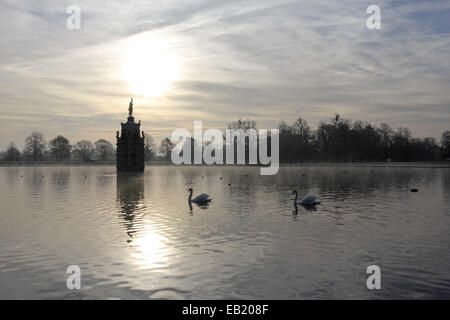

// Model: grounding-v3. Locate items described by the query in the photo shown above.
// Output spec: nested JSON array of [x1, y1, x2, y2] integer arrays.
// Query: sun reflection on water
[[131, 227, 170, 269]]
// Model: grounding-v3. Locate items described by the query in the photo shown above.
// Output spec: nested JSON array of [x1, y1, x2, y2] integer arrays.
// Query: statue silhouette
[[117, 98, 145, 172], [128, 98, 133, 116]]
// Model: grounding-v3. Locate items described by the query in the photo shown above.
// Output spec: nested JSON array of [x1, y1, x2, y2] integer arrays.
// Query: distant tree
[[350, 121, 381, 161], [226, 114, 442, 163], [422, 137, 439, 161], [392, 127, 412, 161], [179, 137, 202, 164], [440, 131, 450, 158], [424, 137, 436, 146], [5, 142, 21, 161], [159, 138, 174, 161], [293, 118, 312, 145], [331, 114, 352, 161], [315, 121, 334, 161], [144, 134, 156, 161], [227, 118, 257, 164], [279, 120, 297, 162], [293, 117, 315, 160], [44, 149, 52, 161], [378, 123, 394, 160], [227, 118, 257, 131], [24, 131, 46, 161], [94, 139, 115, 161], [49, 135, 72, 161], [73, 140, 94, 161]]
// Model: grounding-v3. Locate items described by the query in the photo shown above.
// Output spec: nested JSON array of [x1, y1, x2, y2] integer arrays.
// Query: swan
[[292, 190, 320, 205], [188, 188, 212, 204]]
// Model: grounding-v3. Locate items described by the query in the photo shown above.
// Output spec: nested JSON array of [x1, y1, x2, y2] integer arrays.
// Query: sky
[[0, 0, 449, 149]]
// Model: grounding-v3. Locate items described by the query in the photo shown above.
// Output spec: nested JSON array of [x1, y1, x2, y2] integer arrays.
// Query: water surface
[[1, 165, 449, 299]]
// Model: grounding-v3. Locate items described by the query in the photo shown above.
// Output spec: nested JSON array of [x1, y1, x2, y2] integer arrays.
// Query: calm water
[[1, 165, 449, 299]]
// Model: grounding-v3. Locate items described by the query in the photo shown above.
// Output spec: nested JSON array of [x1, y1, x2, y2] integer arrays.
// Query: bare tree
[[73, 140, 94, 161], [227, 118, 257, 130], [227, 118, 257, 164], [442, 131, 450, 159], [144, 134, 156, 161], [24, 132, 46, 161], [293, 117, 312, 146], [49, 135, 71, 161], [5, 142, 21, 161], [159, 138, 174, 161], [94, 139, 115, 161]]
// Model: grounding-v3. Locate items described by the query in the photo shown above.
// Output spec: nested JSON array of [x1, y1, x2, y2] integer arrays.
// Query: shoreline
[[1, 161, 449, 168]]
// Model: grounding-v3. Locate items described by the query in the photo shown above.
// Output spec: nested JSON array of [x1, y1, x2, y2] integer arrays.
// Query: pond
[[0, 165, 449, 299]]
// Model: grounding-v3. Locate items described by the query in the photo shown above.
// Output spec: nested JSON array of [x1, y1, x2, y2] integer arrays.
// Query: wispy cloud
[[0, 0, 449, 148]]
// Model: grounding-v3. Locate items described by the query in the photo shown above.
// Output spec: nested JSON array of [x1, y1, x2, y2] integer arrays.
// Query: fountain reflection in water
[[116, 173, 169, 270], [1, 165, 450, 299]]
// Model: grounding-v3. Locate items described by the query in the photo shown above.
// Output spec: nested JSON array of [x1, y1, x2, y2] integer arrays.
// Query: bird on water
[[188, 188, 212, 204], [292, 190, 321, 205]]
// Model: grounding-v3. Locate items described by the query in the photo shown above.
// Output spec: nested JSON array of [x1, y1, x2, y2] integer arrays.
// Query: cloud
[[0, 0, 449, 149]]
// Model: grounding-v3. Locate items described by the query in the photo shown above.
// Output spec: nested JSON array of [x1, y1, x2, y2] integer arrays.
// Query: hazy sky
[[0, 0, 449, 149]]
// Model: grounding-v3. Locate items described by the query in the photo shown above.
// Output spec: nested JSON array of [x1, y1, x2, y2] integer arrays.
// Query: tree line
[[2, 114, 450, 162], [277, 114, 449, 162], [156, 115, 450, 163], [0, 133, 157, 162]]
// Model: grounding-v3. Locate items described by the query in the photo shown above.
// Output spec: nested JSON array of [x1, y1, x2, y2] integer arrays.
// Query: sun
[[122, 33, 181, 98]]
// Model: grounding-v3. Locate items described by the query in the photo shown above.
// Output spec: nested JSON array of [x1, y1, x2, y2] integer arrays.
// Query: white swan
[[292, 190, 320, 205], [188, 188, 212, 204]]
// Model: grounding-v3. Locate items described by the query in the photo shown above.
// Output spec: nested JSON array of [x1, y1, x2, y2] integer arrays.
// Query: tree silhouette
[[1, 115, 448, 163], [5, 142, 21, 161], [94, 139, 115, 161], [159, 138, 175, 161], [442, 131, 450, 159], [73, 140, 94, 161], [144, 134, 156, 161], [49, 135, 71, 161], [277, 115, 446, 162], [24, 132, 46, 161]]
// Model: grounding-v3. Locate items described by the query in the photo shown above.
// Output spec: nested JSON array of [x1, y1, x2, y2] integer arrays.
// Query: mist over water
[[1, 165, 449, 299]]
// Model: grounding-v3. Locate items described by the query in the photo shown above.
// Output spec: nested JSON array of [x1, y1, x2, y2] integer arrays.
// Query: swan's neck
[[188, 190, 193, 202], [294, 192, 298, 202]]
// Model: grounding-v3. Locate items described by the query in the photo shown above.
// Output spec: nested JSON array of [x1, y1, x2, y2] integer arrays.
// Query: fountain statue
[[116, 98, 145, 172], [128, 98, 133, 116]]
